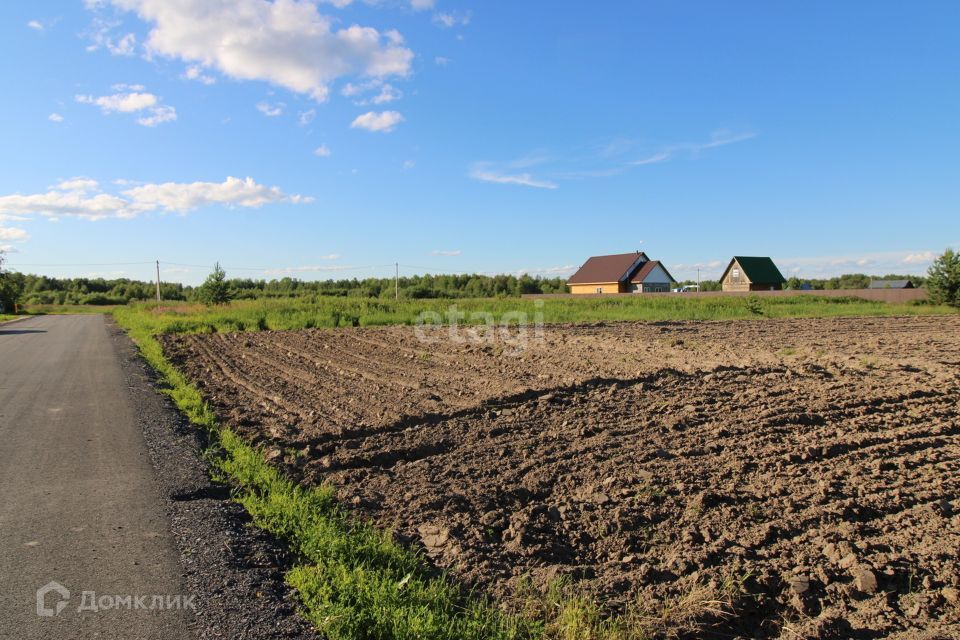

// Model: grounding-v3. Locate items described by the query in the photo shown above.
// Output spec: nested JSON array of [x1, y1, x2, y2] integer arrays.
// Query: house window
[[596, 287, 603, 293], [732, 268, 740, 282]]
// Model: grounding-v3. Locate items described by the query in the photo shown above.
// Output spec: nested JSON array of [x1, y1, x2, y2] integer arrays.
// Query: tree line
[[3, 249, 959, 309]]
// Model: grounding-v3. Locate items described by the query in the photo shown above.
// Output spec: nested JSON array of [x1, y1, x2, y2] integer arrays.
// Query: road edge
[[106, 316, 321, 640]]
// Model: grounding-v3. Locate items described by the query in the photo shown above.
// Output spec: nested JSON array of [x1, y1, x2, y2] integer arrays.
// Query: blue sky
[[1, 1, 957, 285]]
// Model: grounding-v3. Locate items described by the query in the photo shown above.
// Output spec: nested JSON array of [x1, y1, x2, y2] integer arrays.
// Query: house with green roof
[[719, 256, 787, 292]]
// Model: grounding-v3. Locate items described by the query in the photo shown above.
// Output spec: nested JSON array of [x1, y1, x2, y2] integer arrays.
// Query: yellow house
[[567, 252, 677, 294]]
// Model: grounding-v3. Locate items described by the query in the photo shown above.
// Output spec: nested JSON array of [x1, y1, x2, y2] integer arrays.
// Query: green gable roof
[[732, 256, 786, 284]]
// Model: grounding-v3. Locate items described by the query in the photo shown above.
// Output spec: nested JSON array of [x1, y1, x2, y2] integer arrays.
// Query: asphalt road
[[0, 315, 192, 639]]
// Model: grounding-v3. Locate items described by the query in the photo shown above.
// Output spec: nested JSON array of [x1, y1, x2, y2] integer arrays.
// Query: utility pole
[[395, 262, 399, 300], [156, 260, 162, 302], [697, 268, 701, 291]]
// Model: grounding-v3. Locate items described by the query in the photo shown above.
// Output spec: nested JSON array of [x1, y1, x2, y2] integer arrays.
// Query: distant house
[[567, 252, 676, 294], [720, 256, 787, 292], [869, 279, 914, 289]]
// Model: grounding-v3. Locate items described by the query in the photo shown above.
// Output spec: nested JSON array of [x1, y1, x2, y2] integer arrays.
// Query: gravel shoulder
[[108, 318, 320, 640]]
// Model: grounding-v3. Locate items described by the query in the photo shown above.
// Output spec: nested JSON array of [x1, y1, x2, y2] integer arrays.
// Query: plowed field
[[162, 316, 960, 638]]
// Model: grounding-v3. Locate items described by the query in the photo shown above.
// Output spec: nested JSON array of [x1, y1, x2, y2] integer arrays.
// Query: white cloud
[[901, 251, 935, 264], [298, 108, 316, 125], [402, 159, 415, 169], [342, 79, 378, 97], [430, 249, 461, 257], [0, 245, 19, 254], [84, 16, 137, 55], [0, 176, 308, 221], [433, 11, 470, 28], [350, 110, 403, 132], [183, 65, 216, 85], [0, 227, 29, 242], [370, 84, 401, 104], [138, 105, 177, 126], [27, 20, 45, 31], [48, 112, 64, 123], [518, 265, 576, 277], [411, 0, 435, 10], [109, 32, 137, 55], [627, 130, 756, 166], [264, 261, 351, 276], [341, 79, 402, 105], [468, 164, 557, 189], [630, 152, 670, 166], [256, 101, 285, 117], [314, 144, 332, 157], [434, 56, 451, 66], [55, 178, 100, 192], [77, 91, 157, 112], [91, 0, 413, 102], [76, 88, 176, 127]]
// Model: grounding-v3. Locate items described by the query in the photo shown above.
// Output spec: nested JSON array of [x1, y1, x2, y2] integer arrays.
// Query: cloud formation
[[76, 87, 177, 126], [256, 101, 285, 117], [430, 249, 461, 256], [0, 176, 308, 221], [92, 0, 413, 102], [350, 110, 403, 132], [468, 164, 558, 189], [470, 129, 757, 189], [0, 226, 29, 242]]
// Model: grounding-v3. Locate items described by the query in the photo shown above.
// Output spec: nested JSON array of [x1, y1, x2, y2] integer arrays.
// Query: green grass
[[115, 313, 536, 640], [23, 304, 118, 315], [114, 293, 953, 337]]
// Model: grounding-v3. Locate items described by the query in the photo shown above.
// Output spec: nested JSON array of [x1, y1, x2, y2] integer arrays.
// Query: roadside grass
[[0, 314, 18, 323], [115, 313, 536, 640], [21, 304, 118, 315], [116, 294, 952, 337]]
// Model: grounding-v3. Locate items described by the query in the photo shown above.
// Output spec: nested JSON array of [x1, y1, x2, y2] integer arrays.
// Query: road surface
[[0, 315, 192, 639]]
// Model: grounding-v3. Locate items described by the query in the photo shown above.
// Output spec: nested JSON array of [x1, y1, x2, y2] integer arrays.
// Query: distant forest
[[11, 271, 926, 306]]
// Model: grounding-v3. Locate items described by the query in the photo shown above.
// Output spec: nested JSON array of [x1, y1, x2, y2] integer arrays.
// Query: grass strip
[[117, 293, 951, 337], [114, 311, 537, 640]]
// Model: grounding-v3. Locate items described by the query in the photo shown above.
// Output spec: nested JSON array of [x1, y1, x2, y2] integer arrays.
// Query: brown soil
[[161, 316, 960, 639]]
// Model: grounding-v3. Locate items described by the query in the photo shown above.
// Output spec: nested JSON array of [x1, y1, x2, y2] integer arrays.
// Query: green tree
[[927, 248, 960, 307], [197, 262, 233, 306], [0, 251, 25, 313]]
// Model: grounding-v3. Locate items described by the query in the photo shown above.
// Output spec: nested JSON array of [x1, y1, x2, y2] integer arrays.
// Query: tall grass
[[115, 293, 952, 337]]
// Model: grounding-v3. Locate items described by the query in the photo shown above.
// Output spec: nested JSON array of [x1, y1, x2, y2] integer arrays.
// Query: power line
[[5, 261, 154, 267]]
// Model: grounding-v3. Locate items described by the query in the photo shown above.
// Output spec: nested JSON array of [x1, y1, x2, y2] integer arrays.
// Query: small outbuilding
[[567, 251, 677, 294], [720, 256, 787, 292], [869, 279, 914, 289]]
